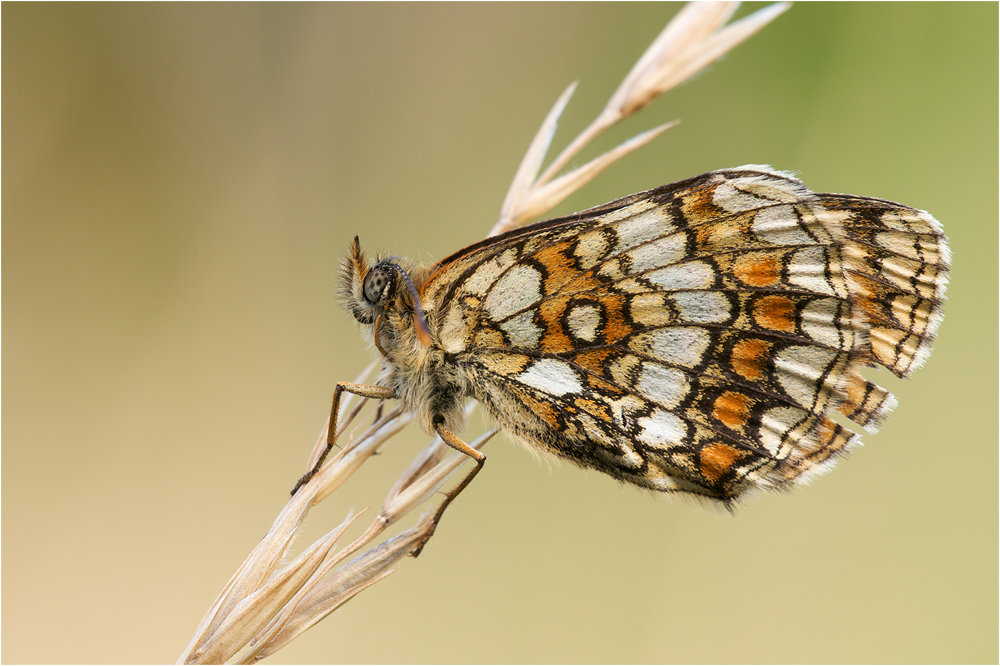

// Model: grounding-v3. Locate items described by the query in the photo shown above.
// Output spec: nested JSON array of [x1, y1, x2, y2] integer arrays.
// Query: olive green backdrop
[[4, 3, 997, 664]]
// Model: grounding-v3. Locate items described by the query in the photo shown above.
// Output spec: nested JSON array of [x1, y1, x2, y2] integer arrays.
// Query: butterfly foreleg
[[411, 419, 488, 557], [290, 382, 396, 496]]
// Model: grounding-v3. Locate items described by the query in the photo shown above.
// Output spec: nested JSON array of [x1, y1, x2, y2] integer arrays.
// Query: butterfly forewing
[[417, 167, 948, 501]]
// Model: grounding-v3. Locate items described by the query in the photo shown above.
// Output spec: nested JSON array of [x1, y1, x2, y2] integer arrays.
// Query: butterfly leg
[[290, 382, 396, 496], [411, 419, 487, 557]]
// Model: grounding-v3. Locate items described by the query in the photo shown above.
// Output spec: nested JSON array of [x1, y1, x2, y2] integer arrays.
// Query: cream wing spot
[[752, 205, 815, 246], [566, 303, 602, 342], [758, 406, 805, 455], [484, 264, 542, 319], [439, 306, 470, 353], [517, 359, 582, 397], [638, 362, 689, 410], [629, 293, 672, 327], [630, 326, 711, 368], [787, 246, 838, 295], [875, 230, 923, 260], [613, 205, 674, 253], [498, 310, 542, 348], [627, 233, 686, 272], [881, 255, 928, 292], [800, 298, 846, 349], [711, 181, 773, 213], [478, 351, 531, 376], [463, 248, 519, 296], [646, 260, 715, 290], [774, 345, 839, 407], [573, 230, 611, 269], [608, 355, 641, 387], [726, 170, 798, 198], [636, 409, 686, 447], [880, 210, 928, 233], [670, 290, 730, 324], [597, 257, 626, 281]]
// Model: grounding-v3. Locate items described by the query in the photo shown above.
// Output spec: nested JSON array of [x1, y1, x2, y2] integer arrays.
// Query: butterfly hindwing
[[414, 167, 947, 501]]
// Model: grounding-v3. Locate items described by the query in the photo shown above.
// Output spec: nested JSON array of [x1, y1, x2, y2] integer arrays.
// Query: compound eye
[[362, 267, 391, 304]]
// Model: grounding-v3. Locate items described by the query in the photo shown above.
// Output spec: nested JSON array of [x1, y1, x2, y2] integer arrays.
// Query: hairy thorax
[[375, 306, 472, 435]]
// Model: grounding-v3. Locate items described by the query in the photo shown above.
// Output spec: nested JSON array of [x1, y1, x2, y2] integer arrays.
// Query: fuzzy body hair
[[341, 237, 471, 436]]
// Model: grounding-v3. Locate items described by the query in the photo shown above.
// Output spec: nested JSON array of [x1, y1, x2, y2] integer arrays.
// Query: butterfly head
[[341, 236, 431, 349]]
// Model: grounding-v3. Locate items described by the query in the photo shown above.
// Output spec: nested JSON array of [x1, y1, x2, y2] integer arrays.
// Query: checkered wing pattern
[[421, 167, 948, 501]]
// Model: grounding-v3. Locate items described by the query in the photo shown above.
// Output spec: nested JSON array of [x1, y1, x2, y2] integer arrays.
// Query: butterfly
[[292, 166, 949, 547]]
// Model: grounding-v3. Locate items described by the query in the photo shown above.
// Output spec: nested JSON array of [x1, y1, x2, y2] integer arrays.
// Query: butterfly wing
[[818, 193, 949, 377], [421, 167, 948, 501]]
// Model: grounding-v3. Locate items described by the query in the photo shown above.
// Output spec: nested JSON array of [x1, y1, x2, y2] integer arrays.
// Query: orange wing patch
[[712, 391, 753, 430], [753, 294, 797, 332], [734, 253, 781, 287], [731, 338, 770, 381], [699, 443, 746, 483]]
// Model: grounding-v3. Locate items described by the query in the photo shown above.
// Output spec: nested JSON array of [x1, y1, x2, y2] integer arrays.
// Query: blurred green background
[[3, 3, 996, 663]]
